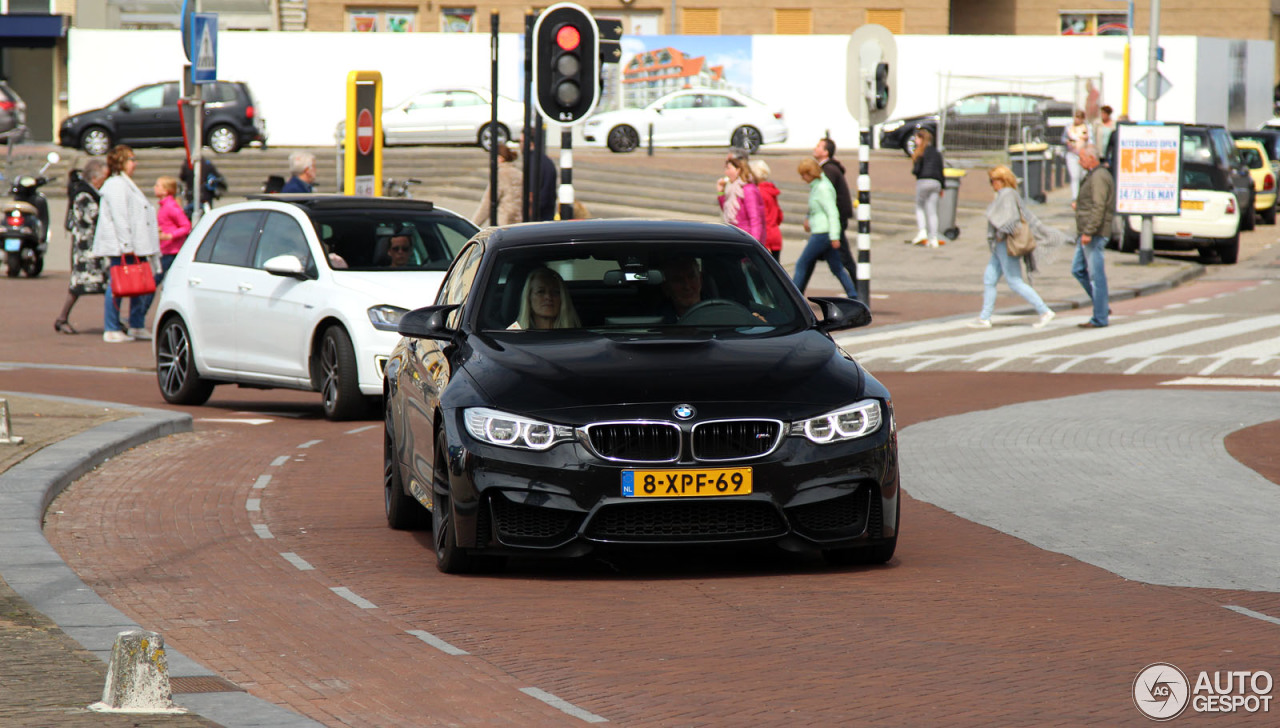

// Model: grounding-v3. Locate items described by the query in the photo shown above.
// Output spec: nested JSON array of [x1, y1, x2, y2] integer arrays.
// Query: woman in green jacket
[[792, 158, 858, 297]]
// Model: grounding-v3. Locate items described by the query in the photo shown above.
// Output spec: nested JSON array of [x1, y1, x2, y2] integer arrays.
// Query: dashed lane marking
[[1159, 376, 1280, 388], [280, 552, 314, 571], [407, 630, 469, 655], [252, 524, 274, 540], [1224, 605, 1280, 627], [246, 499, 260, 512], [297, 440, 322, 449], [269, 455, 291, 467], [519, 687, 608, 724], [197, 418, 274, 425], [252, 475, 271, 490], [345, 425, 377, 435], [330, 587, 377, 609]]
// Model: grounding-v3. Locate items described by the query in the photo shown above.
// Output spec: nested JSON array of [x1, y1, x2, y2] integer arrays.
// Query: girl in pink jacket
[[716, 156, 765, 244], [154, 176, 190, 283]]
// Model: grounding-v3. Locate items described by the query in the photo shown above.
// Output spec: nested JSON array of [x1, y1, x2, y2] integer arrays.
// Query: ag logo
[[1134, 662, 1190, 721]]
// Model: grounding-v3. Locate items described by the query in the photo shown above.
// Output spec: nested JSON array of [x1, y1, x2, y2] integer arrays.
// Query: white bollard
[[0, 398, 23, 445], [89, 629, 187, 714]]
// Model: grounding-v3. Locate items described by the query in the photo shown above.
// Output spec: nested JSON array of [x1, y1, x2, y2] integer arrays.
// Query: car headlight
[[368, 305, 409, 331], [464, 407, 575, 451], [790, 400, 882, 444], [880, 119, 905, 133]]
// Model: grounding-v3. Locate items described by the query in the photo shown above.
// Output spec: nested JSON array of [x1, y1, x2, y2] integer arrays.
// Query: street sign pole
[[1139, 0, 1162, 265]]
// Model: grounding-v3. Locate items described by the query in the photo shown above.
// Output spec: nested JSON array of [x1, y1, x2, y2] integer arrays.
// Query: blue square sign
[[191, 13, 218, 84]]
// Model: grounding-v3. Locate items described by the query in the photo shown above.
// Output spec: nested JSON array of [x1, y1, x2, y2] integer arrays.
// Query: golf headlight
[[790, 400, 882, 444], [368, 305, 409, 331], [464, 407, 575, 451]]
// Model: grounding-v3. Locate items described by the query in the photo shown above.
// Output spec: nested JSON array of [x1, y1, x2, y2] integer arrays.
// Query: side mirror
[[809, 296, 872, 333], [118, 101, 132, 113], [398, 304, 460, 341], [263, 255, 310, 279]]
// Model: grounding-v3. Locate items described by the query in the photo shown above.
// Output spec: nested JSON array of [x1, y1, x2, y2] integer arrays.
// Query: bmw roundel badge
[[673, 404, 696, 420]]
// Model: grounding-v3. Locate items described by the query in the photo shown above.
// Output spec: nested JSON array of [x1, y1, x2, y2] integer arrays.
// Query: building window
[[681, 8, 720, 35], [347, 8, 418, 31], [774, 9, 811, 35], [866, 9, 903, 33], [441, 7, 475, 32], [1060, 12, 1127, 35]]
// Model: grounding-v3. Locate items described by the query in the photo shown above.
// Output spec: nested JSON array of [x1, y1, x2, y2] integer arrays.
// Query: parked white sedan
[[153, 195, 478, 419], [583, 89, 788, 154], [381, 87, 524, 151]]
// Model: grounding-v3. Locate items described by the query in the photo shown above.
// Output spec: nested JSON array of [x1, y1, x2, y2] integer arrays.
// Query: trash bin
[[939, 168, 965, 241], [1008, 142, 1048, 203]]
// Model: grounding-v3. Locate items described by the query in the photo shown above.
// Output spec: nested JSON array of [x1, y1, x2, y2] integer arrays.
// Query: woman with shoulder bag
[[969, 165, 1058, 330], [92, 145, 160, 343]]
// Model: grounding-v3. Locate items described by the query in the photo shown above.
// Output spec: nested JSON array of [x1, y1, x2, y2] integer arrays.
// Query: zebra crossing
[[836, 286, 1280, 378]]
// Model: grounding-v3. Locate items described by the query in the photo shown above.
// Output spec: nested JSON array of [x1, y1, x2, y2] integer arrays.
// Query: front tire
[[822, 504, 899, 566], [730, 126, 763, 154], [156, 316, 215, 405], [208, 124, 240, 154], [478, 123, 508, 152], [318, 325, 364, 421], [1240, 201, 1256, 231], [433, 430, 474, 573], [385, 402, 428, 530], [81, 126, 112, 156], [606, 125, 640, 153]]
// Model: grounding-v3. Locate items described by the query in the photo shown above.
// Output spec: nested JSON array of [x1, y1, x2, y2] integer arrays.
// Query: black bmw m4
[[382, 219, 899, 573]]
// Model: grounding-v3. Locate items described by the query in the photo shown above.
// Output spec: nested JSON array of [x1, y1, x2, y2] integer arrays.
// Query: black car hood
[[461, 330, 865, 420]]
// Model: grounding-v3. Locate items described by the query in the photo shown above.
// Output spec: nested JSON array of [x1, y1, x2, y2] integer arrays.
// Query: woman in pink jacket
[[153, 176, 190, 284], [716, 155, 765, 244]]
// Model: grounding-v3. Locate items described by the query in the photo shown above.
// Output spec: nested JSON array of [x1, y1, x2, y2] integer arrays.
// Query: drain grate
[[170, 675, 245, 694]]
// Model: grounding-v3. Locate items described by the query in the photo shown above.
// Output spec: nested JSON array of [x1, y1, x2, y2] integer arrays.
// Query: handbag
[[1006, 195, 1037, 257], [110, 253, 156, 297]]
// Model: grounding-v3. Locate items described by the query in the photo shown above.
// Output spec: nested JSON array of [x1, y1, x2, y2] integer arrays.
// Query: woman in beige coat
[[472, 144, 524, 227]]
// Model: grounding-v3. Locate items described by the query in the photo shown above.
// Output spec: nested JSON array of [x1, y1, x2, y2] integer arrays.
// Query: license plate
[[1181, 200, 1204, 211], [3, 238, 19, 252], [622, 468, 752, 497]]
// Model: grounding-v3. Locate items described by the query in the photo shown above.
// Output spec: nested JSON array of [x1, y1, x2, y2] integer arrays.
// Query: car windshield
[[476, 242, 805, 337], [308, 209, 474, 271]]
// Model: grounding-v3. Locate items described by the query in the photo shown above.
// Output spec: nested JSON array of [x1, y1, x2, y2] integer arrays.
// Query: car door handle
[[188, 277, 202, 286], [238, 283, 253, 292]]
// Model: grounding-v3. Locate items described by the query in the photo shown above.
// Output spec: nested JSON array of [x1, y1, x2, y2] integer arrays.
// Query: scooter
[[1, 151, 59, 278]]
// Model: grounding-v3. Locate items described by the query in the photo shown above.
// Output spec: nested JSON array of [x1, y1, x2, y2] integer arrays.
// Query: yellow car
[[1235, 139, 1276, 225]]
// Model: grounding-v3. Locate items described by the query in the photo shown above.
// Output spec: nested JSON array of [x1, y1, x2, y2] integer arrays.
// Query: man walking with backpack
[[814, 137, 858, 284]]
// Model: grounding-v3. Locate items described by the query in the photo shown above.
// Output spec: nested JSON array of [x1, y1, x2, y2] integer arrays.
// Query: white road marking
[[345, 425, 377, 435], [1159, 376, 1280, 388], [253, 524, 274, 539], [1098, 315, 1280, 361], [407, 630, 469, 655], [198, 418, 274, 425], [1196, 334, 1280, 375], [280, 552, 314, 571], [331, 587, 377, 609], [252, 475, 272, 490], [971, 314, 1220, 360], [1224, 605, 1280, 627], [297, 440, 322, 449], [245, 499, 261, 512], [520, 687, 608, 724], [270, 455, 291, 467]]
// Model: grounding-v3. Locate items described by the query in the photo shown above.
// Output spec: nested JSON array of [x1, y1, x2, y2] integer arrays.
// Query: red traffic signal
[[533, 3, 599, 124], [556, 25, 580, 51]]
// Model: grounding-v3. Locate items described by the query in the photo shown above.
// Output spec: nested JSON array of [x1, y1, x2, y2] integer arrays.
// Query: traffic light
[[846, 24, 897, 126], [874, 62, 890, 111], [533, 3, 600, 124]]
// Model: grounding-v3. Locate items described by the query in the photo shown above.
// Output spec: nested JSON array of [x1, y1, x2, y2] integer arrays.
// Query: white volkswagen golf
[[152, 195, 478, 419]]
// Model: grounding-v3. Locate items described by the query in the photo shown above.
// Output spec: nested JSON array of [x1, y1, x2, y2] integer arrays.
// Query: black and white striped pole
[[847, 24, 897, 308], [559, 128, 574, 220]]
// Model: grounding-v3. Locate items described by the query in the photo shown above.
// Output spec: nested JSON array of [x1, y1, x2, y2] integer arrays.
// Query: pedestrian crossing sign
[[192, 13, 217, 84]]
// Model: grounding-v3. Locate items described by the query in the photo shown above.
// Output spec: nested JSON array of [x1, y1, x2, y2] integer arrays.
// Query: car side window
[[665, 95, 695, 110], [953, 96, 993, 116], [1212, 129, 1243, 167], [438, 243, 483, 327], [122, 84, 166, 110], [451, 91, 485, 107], [253, 212, 313, 270], [203, 211, 263, 267], [997, 95, 1035, 114], [408, 92, 447, 111], [706, 94, 742, 109], [203, 82, 237, 104]]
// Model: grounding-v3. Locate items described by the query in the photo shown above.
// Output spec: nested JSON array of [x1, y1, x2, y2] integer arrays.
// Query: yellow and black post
[[344, 70, 383, 196]]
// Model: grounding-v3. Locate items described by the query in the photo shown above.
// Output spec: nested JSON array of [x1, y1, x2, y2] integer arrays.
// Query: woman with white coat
[[92, 145, 160, 343]]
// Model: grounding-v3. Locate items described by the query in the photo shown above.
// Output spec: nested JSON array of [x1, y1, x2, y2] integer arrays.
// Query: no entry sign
[[357, 108, 374, 155]]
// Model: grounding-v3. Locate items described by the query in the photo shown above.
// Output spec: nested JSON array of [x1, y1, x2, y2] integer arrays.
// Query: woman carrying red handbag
[[91, 145, 160, 343]]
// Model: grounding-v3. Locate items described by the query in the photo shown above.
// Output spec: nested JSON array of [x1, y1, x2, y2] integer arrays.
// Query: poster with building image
[[601, 36, 753, 113]]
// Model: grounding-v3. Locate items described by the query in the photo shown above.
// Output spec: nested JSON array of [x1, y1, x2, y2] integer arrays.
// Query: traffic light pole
[[559, 128, 574, 220], [488, 11, 499, 227], [855, 130, 871, 304]]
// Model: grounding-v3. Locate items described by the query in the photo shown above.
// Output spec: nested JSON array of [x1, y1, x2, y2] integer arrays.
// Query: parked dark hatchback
[[879, 92, 1073, 155], [382, 219, 900, 573], [59, 80, 267, 155], [0, 81, 27, 140]]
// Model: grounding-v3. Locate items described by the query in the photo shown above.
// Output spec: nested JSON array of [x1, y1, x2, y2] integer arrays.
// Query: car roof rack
[[245, 193, 434, 211]]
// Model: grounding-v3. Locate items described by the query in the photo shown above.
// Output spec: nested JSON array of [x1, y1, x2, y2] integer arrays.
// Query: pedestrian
[[53, 159, 110, 335], [281, 151, 317, 193], [1093, 105, 1117, 163], [472, 143, 523, 226], [909, 128, 946, 247], [813, 137, 858, 282], [153, 175, 190, 284], [178, 157, 226, 219], [968, 165, 1058, 329], [92, 145, 160, 343], [792, 158, 858, 298], [750, 159, 783, 262], [1064, 109, 1090, 200], [1072, 144, 1115, 329], [716, 155, 764, 244]]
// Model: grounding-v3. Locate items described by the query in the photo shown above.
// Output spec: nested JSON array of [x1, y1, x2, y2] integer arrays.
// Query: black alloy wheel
[[730, 126, 763, 155], [431, 429, 503, 574], [607, 125, 640, 153], [385, 401, 427, 530], [318, 325, 363, 421], [156, 316, 215, 405]]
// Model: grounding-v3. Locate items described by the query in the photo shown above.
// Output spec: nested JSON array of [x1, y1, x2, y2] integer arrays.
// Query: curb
[[0, 393, 324, 728]]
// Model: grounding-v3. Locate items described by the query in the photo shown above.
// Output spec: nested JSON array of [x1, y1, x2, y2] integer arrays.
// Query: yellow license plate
[[622, 468, 752, 497], [1181, 200, 1204, 210]]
